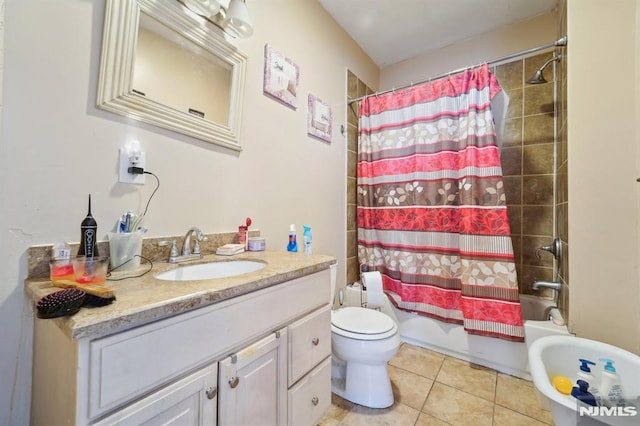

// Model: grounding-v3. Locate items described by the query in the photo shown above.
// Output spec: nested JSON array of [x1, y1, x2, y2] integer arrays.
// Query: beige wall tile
[[523, 144, 554, 175], [500, 146, 523, 176], [523, 114, 554, 145], [524, 84, 554, 115], [495, 60, 523, 90], [522, 175, 554, 205]]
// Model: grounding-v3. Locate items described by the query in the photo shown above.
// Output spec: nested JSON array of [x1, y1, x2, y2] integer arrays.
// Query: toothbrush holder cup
[[108, 232, 143, 271]]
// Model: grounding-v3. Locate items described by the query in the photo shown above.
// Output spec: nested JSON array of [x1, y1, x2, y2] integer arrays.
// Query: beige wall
[[567, 0, 640, 354], [0, 0, 378, 423], [381, 12, 558, 91]]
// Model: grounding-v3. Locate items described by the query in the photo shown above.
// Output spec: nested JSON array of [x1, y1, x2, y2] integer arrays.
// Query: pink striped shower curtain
[[357, 64, 524, 341]]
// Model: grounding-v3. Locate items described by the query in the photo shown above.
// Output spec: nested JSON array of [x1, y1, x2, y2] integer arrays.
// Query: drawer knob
[[312, 396, 319, 406], [312, 337, 319, 346], [206, 386, 218, 400], [229, 376, 240, 388]]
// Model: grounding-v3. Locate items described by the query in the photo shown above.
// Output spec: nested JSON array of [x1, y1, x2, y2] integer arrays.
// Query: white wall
[[0, 0, 378, 423], [567, 0, 640, 354]]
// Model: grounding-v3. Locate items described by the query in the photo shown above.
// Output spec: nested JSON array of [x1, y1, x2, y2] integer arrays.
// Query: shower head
[[526, 55, 561, 85]]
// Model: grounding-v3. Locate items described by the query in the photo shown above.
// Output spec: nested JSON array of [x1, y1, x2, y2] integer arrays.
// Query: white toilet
[[329, 265, 401, 408]]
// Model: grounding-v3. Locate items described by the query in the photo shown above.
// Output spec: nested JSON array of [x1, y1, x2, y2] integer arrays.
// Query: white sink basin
[[529, 335, 640, 425], [155, 260, 266, 281]]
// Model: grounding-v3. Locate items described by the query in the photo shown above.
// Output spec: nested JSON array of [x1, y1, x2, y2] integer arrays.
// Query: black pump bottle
[[77, 194, 98, 257]]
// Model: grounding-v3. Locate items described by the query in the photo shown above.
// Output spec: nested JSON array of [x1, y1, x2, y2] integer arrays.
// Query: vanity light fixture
[[223, 0, 253, 38], [180, 0, 253, 38]]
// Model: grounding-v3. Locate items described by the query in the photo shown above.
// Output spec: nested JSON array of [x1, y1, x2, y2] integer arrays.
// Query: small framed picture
[[263, 44, 299, 108], [307, 94, 332, 143]]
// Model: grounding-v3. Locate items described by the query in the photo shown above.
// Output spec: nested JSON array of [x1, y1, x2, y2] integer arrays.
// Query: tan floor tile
[[324, 393, 356, 422], [415, 412, 453, 425], [317, 415, 340, 426], [340, 401, 420, 426], [389, 364, 434, 410], [495, 373, 554, 424], [493, 405, 552, 426], [389, 343, 445, 379], [422, 382, 494, 426], [435, 356, 497, 402]]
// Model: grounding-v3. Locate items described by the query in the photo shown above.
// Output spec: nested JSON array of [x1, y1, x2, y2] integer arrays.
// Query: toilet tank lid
[[331, 307, 395, 335]]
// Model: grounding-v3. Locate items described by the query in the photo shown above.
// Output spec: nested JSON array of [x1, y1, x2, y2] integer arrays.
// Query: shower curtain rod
[[347, 35, 567, 105]]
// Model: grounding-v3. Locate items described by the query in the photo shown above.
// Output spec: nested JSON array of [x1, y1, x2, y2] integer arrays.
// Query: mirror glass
[[97, 0, 246, 151]]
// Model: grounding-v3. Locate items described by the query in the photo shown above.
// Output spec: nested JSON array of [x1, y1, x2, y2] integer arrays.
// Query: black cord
[[142, 171, 160, 217], [106, 255, 153, 281]]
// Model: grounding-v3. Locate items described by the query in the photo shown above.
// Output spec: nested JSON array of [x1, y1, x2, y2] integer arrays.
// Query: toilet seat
[[331, 307, 398, 340]]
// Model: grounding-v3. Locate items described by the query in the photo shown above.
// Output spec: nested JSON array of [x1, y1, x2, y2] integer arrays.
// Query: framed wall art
[[263, 44, 299, 108], [307, 94, 332, 143]]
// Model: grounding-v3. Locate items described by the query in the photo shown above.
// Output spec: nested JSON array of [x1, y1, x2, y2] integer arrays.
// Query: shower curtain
[[357, 64, 524, 341]]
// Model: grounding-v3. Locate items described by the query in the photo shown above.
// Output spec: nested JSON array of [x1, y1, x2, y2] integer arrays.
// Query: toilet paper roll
[[361, 271, 385, 308]]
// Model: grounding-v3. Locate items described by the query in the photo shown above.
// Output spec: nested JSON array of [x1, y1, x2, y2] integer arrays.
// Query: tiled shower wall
[[495, 52, 557, 296], [345, 71, 372, 285]]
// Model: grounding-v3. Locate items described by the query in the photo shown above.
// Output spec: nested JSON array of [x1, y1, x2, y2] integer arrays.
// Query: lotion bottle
[[598, 358, 626, 408]]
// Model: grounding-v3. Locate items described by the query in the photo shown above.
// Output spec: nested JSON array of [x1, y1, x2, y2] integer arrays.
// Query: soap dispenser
[[576, 359, 600, 404], [571, 380, 598, 407], [599, 358, 627, 408]]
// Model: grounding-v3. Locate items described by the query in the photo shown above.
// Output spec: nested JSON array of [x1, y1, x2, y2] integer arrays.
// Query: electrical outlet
[[118, 146, 146, 184]]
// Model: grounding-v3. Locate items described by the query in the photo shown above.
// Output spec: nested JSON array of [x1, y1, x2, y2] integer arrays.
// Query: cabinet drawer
[[288, 357, 331, 426], [288, 305, 331, 386]]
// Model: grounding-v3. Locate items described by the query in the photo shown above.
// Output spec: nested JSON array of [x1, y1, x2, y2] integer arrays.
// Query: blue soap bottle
[[287, 224, 298, 252], [571, 380, 598, 407]]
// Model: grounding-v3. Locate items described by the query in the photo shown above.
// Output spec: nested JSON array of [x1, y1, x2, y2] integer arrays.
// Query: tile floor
[[320, 343, 554, 426]]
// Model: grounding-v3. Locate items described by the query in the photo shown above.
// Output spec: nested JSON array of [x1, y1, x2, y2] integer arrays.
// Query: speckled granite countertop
[[24, 251, 336, 341]]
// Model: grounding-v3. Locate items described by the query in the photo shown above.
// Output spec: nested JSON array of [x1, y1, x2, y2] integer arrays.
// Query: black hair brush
[[36, 288, 86, 319], [36, 285, 117, 319]]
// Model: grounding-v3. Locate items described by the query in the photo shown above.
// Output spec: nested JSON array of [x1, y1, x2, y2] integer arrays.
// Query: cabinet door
[[93, 363, 217, 426], [218, 329, 287, 426]]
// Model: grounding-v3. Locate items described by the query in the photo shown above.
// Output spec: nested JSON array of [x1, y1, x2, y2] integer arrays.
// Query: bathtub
[[343, 283, 570, 379]]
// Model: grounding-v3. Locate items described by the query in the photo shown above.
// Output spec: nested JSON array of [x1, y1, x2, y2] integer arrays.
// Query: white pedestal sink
[[155, 260, 266, 281]]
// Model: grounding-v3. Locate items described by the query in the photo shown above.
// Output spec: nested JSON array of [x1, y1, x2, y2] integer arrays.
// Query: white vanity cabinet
[[30, 268, 331, 426]]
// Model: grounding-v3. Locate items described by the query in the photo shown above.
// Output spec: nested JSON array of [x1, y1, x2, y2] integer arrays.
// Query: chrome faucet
[[531, 280, 562, 291], [181, 227, 208, 257], [159, 227, 209, 263]]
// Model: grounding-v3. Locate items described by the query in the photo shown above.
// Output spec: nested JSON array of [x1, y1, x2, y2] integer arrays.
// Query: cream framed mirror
[[97, 0, 247, 151]]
